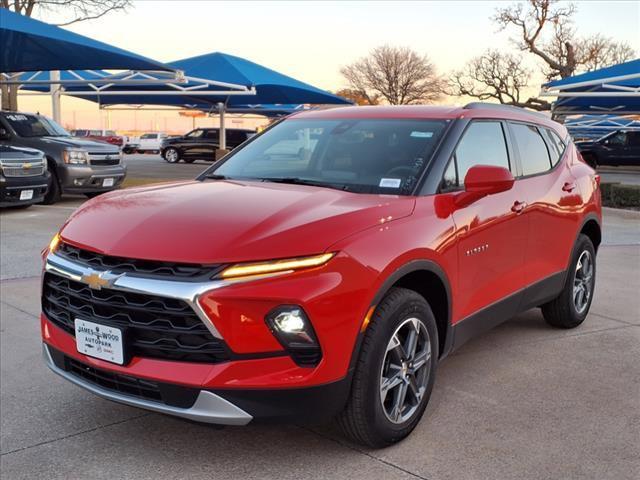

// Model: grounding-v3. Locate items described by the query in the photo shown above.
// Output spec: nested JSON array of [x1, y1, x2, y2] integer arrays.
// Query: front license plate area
[[19, 189, 34, 200], [75, 318, 125, 365], [102, 177, 115, 187]]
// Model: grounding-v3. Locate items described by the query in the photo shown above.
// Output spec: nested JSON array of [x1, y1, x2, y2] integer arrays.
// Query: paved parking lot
[[123, 153, 212, 182], [1, 196, 639, 479]]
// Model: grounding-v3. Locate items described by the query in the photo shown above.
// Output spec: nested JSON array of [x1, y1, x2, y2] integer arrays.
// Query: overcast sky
[[18, 0, 640, 132]]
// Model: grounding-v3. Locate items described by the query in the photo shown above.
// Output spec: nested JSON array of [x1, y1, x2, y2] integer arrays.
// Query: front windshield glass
[[207, 118, 448, 195], [4, 113, 70, 137]]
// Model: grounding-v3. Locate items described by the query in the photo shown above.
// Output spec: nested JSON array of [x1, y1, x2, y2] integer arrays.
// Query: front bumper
[[43, 343, 252, 425], [44, 343, 350, 423], [57, 164, 127, 193], [0, 175, 48, 207]]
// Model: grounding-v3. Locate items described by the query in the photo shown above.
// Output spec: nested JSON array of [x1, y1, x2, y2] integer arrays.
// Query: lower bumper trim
[[42, 343, 252, 426]]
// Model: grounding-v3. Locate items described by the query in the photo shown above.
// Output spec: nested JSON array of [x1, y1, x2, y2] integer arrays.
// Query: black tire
[[541, 234, 596, 329], [183, 157, 196, 163], [41, 164, 61, 205], [582, 152, 598, 169], [337, 287, 438, 448], [163, 147, 180, 163]]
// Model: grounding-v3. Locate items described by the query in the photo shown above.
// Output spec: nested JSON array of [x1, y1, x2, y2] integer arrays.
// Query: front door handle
[[562, 182, 576, 192], [511, 200, 527, 214]]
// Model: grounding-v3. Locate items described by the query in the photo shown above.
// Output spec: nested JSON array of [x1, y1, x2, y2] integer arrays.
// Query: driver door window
[[442, 121, 511, 190]]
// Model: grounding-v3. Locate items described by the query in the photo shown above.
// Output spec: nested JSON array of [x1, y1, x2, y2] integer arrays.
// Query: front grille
[[88, 152, 120, 166], [42, 272, 232, 364], [0, 158, 46, 177], [57, 242, 222, 281], [67, 356, 162, 402]]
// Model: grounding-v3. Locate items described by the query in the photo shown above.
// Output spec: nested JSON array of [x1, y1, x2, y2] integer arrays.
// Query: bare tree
[[341, 46, 443, 105], [1, 0, 132, 110], [334, 88, 380, 106], [447, 50, 550, 111], [495, 0, 635, 80]]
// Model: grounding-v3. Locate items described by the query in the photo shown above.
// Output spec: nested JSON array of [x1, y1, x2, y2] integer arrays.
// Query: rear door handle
[[511, 200, 527, 214], [562, 182, 576, 192]]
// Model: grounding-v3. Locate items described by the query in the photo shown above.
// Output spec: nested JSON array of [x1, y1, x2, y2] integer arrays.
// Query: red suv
[[41, 104, 601, 447]]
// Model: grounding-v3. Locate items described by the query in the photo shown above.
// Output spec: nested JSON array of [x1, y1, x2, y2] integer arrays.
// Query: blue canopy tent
[[540, 59, 640, 115], [0, 8, 171, 73], [27, 52, 351, 148]]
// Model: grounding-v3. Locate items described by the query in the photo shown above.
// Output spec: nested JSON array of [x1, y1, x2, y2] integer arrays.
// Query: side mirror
[[455, 165, 514, 208]]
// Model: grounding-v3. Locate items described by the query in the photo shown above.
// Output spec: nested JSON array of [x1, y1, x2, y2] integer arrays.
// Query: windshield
[[206, 118, 448, 195], [4, 113, 70, 137]]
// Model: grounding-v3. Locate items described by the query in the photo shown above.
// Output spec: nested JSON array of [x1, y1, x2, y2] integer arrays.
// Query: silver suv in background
[[0, 111, 127, 204]]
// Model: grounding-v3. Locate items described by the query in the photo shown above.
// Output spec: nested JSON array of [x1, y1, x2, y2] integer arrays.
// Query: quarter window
[[511, 123, 551, 176]]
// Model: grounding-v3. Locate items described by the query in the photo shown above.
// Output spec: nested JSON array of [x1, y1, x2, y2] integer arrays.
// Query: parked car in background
[[576, 130, 640, 167], [161, 128, 255, 163], [0, 111, 127, 204], [71, 129, 124, 148], [0, 145, 49, 208], [136, 132, 168, 154], [41, 104, 601, 448]]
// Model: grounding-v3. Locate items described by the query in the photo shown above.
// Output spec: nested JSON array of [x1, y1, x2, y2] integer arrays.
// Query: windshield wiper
[[203, 173, 230, 180], [260, 177, 350, 191]]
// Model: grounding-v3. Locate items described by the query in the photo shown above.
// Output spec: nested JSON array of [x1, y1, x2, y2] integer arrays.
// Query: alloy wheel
[[573, 250, 594, 314], [165, 149, 179, 163], [379, 317, 432, 424]]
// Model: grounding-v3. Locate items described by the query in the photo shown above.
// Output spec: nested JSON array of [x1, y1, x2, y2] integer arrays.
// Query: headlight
[[220, 252, 335, 280], [62, 149, 89, 165], [48, 232, 61, 253]]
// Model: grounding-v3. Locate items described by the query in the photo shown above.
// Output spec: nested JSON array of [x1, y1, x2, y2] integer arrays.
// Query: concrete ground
[[123, 153, 212, 182], [1, 196, 639, 479]]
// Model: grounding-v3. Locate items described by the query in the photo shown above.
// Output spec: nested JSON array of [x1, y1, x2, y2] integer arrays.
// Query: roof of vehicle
[[199, 127, 256, 132], [291, 103, 566, 135]]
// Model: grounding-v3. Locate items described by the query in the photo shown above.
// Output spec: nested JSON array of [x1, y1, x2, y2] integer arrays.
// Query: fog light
[[265, 305, 321, 367], [73, 179, 85, 186]]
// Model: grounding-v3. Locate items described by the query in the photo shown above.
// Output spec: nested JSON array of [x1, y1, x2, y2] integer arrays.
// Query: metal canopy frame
[[3, 69, 256, 96], [540, 68, 640, 116]]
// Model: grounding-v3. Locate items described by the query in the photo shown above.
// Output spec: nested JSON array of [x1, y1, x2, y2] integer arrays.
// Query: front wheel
[[163, 147, 180, 163], [337, 287, 438, 448], [542, 234, 596, 328], [41, 165, 61, 205]]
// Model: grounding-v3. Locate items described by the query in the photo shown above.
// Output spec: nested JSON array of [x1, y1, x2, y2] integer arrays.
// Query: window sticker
[[379, 178, 402, 188], [410, 131, 433, 138], [6, 114, 28, 121]]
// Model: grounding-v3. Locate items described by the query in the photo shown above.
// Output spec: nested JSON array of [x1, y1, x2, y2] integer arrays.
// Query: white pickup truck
[[136, 132, 168, 153]]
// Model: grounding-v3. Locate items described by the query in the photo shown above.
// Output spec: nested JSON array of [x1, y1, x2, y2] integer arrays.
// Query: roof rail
[[463, 102, 551, 120]]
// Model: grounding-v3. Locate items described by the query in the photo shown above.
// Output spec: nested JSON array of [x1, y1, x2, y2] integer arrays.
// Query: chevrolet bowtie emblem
[[80, 270, 121, 290], [23, 162, 32, 170]]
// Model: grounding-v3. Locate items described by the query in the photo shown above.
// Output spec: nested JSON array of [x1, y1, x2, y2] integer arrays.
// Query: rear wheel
[[163, 147, 180, 163], [542, 234, 596, 328], [337, 288, 438, 448], [581, 152, 598, 169], [41, 164, 61, 205]]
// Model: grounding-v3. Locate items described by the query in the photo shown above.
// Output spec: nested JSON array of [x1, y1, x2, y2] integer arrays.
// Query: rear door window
[[541, 128, 565, 166], [510, 123, 552, 176]]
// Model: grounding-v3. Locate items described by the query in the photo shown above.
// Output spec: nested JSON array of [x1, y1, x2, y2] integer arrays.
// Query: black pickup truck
[[160, 128, 255, 163], [575, 130, 640, 167]]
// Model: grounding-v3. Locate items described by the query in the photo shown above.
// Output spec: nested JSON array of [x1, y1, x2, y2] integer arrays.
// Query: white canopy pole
[[218, 102, 226, 150], [50, 71, 61, 123]]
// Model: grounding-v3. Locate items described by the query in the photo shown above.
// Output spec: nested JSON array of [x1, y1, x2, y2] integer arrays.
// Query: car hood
[[0, 144, 43, 158], [33, 136, 119, 152], [60, 180, 416, 264]]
